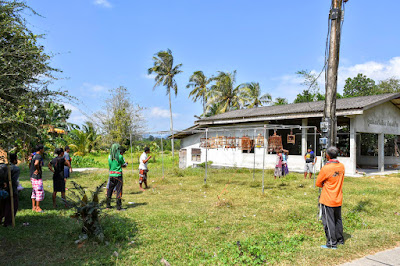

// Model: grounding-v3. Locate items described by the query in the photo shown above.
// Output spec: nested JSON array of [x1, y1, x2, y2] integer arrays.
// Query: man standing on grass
[[316, 146, 345, 249], [63, 146, 72, 182], [30, 144, 45, 213], [304, 147, 317, 179], [139, 147, 151, 191], [107, 144, 127, 211]]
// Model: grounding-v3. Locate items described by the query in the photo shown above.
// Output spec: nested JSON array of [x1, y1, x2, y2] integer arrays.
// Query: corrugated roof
[[198, 93, 400, 123]]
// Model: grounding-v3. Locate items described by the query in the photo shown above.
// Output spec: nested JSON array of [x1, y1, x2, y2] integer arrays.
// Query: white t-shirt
[[139, 152, 148, 170]]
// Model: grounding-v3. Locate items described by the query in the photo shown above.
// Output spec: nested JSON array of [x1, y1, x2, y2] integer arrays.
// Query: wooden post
[[7, 153, 15, 227], [324, 0, 343, 147]]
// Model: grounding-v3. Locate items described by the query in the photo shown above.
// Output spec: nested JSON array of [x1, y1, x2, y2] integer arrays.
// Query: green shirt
[[108, 154, 125, 177]]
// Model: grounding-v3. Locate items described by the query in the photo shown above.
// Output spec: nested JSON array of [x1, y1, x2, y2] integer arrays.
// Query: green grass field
[[1, 155, 400, 265]]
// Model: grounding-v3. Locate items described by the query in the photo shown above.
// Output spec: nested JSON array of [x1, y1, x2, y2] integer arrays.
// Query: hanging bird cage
[[287, 129, 296, 144], [255, 133, 264, 148], [225, 136, 237, 149], [200, 138, 211, 148], [268, 131, 283, 152], [210, 137, 218, 149], [217, 136, 226, 149], [240, 136, 252, 151]]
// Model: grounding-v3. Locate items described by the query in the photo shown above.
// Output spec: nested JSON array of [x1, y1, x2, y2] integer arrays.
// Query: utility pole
[[323, 0, 346, 148]]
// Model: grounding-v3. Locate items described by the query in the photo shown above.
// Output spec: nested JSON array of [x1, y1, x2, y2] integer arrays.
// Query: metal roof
[[197, 93, 400, 124]]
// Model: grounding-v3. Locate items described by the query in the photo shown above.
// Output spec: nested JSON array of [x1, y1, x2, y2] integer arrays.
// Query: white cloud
[[82, 82, 107, 92], [149, 107, 178, 118], [93, 0, 112, 8], [143, 73, 156, 80], [273, 56, 400, 102]]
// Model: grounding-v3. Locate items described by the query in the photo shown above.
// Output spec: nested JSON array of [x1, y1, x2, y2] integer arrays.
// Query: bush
[[72, 156, 101, 168]]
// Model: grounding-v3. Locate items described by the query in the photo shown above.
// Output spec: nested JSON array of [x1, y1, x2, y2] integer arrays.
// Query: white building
[[175, 93, 400, 175]]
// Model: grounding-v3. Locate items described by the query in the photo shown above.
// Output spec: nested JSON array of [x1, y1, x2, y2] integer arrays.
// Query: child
[[274, 150, 283, 179], [48, 148, 71, 208], [282, 150, 289, 176], [139, 147, 151, 191]]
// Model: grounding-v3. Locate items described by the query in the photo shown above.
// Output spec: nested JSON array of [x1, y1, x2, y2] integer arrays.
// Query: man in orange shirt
[[316, 146, 345, 249]]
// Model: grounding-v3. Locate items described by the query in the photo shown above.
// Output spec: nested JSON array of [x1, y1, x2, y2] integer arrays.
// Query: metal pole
[[314, 127, 317, 188], [262, 125, 266, 194], [205, 128, 208, 185], [161, 136, 164, 178], [253, 129, 256, 181], [130, 133, 133, 174]]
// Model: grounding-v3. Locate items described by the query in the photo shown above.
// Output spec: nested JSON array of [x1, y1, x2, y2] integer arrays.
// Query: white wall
[[358, 155, 400, 166]]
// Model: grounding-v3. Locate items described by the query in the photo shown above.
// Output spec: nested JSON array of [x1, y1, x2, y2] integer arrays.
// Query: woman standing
[[106, 144, 127, 210], [274, 150, 283, 179]]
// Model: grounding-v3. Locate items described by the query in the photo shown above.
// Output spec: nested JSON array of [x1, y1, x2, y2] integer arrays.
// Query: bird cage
[[216, 136, 226, 149], [225, 137, 237, 149], [240, 136, 252, 151], [268, 131, 283, 152], [210, 137, 218, 149], [200, 138, 211, 148], [255, 133, 264, 148], [287, 129, 296, 144]]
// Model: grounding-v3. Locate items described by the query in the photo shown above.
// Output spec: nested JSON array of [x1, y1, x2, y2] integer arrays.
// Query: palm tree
[[207, 71, 245, 114], [82, 121, 101, 154], [186, 71, 212, 114], [241, 82, 272, 108], [273, 97, 288, 106], [148, 49, 182, 158]]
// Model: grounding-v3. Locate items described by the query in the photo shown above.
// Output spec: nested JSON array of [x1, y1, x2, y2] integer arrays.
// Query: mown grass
[[1, 156, 400, 265]]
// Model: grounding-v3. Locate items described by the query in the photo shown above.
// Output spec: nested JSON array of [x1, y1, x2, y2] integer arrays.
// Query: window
[[191, 148, 201, 162]]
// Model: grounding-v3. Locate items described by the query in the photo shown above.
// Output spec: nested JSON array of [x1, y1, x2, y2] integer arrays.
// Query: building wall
[[358, 155, 400, 167], [354, 102, 400, 135]]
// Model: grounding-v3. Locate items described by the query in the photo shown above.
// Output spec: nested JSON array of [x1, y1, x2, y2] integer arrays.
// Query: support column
[[302, 119, 308, 156], [349, 118, 357, 175], [378, 133, 385, 172]]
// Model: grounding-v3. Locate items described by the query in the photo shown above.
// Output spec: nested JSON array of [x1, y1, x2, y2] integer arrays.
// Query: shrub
[[72, 156, 101, 168]]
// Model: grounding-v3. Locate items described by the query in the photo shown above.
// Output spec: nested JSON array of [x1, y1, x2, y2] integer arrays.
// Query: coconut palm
[[148, 49, 182, 158], [207, 71, 245, 114], [273, 97, 288, 106], [82, 121, 101, 154], [186, 71, 213, 114], [241, 82, 272, 108]]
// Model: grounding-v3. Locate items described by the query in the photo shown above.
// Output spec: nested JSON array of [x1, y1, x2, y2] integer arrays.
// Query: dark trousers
[[321, 204, 344, 247], [0, 195, 19, 226], [106, 175, 123, 209]]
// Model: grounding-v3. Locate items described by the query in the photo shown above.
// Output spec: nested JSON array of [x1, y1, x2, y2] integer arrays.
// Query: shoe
[[320, 245, 337, 249]]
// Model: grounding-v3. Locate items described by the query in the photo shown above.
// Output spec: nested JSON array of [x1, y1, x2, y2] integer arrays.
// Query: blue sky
[[27, 0, 400, 132]]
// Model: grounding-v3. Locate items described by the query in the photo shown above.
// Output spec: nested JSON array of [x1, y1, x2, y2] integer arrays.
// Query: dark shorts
[[64, 167, 70, 179], [53, 179, 65, 192]]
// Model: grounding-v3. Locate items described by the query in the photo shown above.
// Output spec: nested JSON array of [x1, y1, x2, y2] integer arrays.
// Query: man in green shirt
[[106, 144, 127, 210]]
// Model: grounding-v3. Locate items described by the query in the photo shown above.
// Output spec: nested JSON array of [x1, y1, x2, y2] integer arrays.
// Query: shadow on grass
[[0, 208, 139, 265], [125, 202, 148, 209]]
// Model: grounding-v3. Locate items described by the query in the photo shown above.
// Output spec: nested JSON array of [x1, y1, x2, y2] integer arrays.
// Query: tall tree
[[273, 97, 288, 106], [293, 70, 324, 103], [343, 74, 378, 97], [186, 71, 212, 115], [207, 71, 245, 114], [0, 1, 66, 157], [148, 49, 182, 158], [240, 82, 272, 108], [95, 86, 145, 149], [377, 78, 400, 93]]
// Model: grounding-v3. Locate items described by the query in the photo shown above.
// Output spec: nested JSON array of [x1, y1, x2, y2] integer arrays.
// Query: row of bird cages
[[199, 132, 290, 153], [200, 134, 266, 150]]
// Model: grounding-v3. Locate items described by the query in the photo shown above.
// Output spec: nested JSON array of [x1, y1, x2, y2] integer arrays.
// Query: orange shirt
[[316, 160, 345, 207]]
